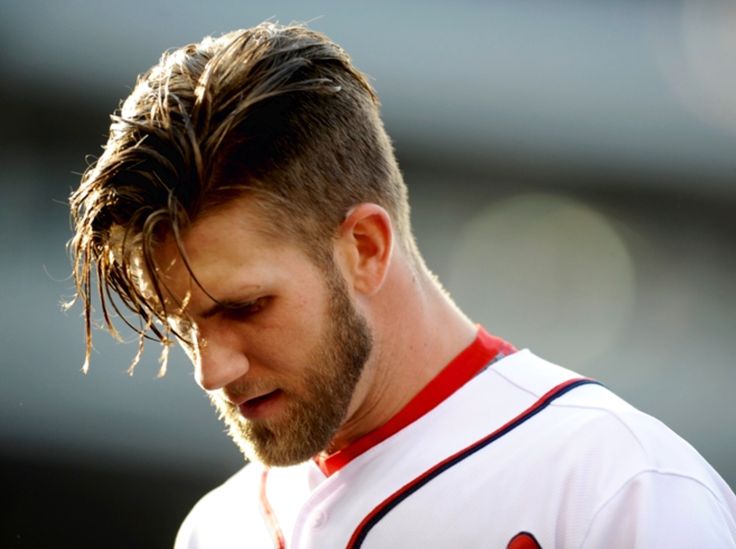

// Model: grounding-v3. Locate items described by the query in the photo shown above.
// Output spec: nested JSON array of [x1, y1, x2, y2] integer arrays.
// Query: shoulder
[[174, 464, 270, 549], [497, 350, 730, 486], [491, 350, 736, 545]]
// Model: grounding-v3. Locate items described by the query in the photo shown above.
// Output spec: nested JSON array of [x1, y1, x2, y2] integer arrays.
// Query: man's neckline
[[313, 327, 516, 477]]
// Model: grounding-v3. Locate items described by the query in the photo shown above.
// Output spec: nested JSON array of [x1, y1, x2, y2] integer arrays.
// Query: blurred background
[[2, 1, 735, 546]]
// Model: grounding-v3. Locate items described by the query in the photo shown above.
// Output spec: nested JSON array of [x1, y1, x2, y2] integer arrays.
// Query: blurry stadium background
[[2, 1, 734, 547]]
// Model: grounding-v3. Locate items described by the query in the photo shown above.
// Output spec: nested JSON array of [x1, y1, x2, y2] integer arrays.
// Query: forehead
[[157, 194, 278, 261]]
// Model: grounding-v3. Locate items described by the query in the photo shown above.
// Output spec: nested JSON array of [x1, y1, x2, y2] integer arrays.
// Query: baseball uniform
[[175, 328, 736, 548]]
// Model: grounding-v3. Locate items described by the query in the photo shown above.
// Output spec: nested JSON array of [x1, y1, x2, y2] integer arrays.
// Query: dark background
[[2, 2, 734, 547]]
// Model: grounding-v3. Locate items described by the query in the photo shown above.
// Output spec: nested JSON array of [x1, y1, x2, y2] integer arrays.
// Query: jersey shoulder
[[174, 463, 269, 549], [471, 350, 736, 545], [496, 349, 726, 480]]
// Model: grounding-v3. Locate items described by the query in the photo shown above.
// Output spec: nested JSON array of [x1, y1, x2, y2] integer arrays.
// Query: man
[[68, 22, 736, 548]]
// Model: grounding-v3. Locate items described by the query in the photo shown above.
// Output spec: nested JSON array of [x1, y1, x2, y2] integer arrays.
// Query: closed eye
[[221, 296, 270, 321]]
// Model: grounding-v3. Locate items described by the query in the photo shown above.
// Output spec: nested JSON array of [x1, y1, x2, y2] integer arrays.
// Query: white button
[[310, 510, 327, 528]]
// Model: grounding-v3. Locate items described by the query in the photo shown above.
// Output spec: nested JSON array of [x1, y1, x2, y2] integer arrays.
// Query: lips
[[238, 389, 283, 420]]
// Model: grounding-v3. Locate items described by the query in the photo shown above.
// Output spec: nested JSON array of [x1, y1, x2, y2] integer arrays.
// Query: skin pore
[[153, 195, 477, 466]]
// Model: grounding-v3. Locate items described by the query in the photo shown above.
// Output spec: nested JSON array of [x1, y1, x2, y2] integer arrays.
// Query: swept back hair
[[67, 22, 416, 374]]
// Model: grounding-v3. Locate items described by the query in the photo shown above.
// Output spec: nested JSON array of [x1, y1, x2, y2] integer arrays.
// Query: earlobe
[[338, 203, 393, 296]]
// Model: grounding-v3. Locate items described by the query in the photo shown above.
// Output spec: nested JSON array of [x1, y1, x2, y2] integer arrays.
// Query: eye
[[223, 296, 270, 320]]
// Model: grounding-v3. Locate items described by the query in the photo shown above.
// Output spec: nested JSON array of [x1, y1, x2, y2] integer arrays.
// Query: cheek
[[232, 302, 327, 372], [271, 283, 332, 335]]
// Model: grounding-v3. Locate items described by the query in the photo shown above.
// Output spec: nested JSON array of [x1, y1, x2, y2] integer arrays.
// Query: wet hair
[[67, 22, 417, 373]]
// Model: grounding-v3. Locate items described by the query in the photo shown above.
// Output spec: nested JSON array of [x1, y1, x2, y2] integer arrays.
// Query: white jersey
[[176, 332, 736, 548]]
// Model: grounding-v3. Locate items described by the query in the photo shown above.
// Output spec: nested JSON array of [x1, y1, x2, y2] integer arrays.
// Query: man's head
[[68, 22, 417, 372], [67, 22, 423, 465]]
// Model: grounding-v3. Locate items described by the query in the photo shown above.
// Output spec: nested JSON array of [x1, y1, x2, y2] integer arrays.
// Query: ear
[[335, 203, 393, 296]]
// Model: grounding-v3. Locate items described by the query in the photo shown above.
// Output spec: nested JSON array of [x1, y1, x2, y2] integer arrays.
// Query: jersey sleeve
[[174, 510, 201, 549], [174, 489, 231, 549], [580, 469, 736, 548], [173, 465, 273, 549]]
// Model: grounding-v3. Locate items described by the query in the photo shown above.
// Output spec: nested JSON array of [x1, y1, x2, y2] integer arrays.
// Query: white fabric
[[175, 350, 736, 548]]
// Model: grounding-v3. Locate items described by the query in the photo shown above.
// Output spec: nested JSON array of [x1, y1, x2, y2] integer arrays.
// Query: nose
[[193, 334, 250, 392]]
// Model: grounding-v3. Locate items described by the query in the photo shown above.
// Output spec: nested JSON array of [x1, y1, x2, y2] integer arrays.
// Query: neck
[[327, 255, 477, 452]]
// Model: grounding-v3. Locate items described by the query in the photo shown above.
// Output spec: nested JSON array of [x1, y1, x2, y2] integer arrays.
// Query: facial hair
[[209, 265, 373, 466]]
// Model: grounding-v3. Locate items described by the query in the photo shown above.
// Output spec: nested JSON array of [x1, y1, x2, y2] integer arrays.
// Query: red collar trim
[[315, 327, 516, 477]]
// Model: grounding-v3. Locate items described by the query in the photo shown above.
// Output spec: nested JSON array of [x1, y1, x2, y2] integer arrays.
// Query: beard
[[209, 264, 373, 467]]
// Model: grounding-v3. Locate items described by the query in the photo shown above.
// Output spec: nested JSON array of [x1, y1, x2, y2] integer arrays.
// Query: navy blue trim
[[350, 378, 601, 548]]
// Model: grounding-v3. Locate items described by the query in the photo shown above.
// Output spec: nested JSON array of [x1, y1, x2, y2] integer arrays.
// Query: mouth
[[238, 389, 283, 420]]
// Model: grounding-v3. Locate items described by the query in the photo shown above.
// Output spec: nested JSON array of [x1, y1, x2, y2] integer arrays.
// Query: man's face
[[153, 197, 373, 466]]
